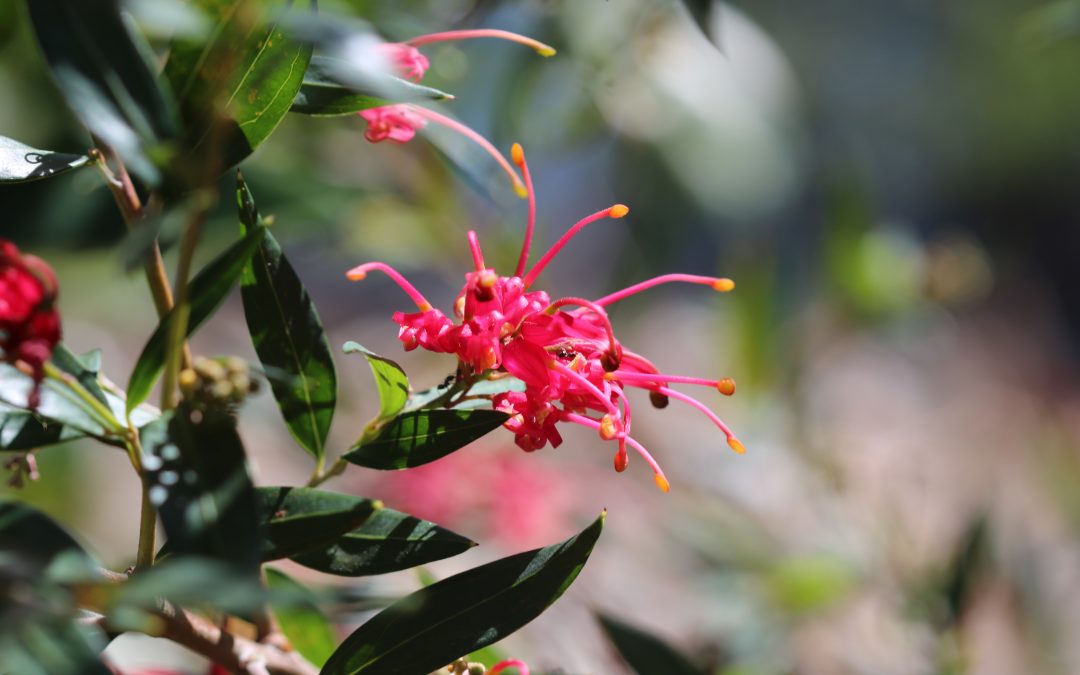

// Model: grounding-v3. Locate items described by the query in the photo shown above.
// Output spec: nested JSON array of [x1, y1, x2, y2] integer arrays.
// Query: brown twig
[[150, 602, 318, 675], [88, 140, 192, 369]]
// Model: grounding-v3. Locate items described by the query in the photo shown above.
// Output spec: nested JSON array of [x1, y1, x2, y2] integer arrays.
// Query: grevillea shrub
[[0, 3, 741, 674]]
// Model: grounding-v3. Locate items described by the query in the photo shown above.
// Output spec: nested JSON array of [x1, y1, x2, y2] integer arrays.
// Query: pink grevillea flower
[[380, 43, 430, 82], [359, 104, 427, 144], [361, 30, 555, 196], [347, 145, 743, 492]]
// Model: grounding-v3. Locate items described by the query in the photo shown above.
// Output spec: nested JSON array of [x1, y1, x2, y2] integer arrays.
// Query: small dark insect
[[554, 346, 575, 359], [441, 374, 456, 388]]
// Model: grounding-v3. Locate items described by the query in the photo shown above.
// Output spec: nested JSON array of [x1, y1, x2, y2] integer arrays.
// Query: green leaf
[[343, 342, 408, 421], [49, 345, 109, 407], [597, 614, 706, 675], [164, 0, 315, 180], [141, 406, 260, 570], [343, 409, 507, 470], [0, 503, 107, 675], [26, 0, 180, 184], [321, 513, 605, 675], [0, 371, 114, 444], [0, 622, 111, 675], [404, 376, 525, 412], [0, 345, 136, 448], [0, 405, 82, 450], [290, 55, 452, 116], [109, 557, 267, 623], [291, 508, 475, 577], [126, 224, 267, 413], [239, 175, 336, 462], [0, 500, 87, 568], [266, 568, 337, 667], [0, 136, 88, 183], [254, 486, 380, 561]]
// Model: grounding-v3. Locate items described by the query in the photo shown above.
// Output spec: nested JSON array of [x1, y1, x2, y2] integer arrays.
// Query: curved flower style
[[347, 146, 743, 492], [0, 239, 61, 408], [361, 29, 556, 196], [488, 659, 530, 675]]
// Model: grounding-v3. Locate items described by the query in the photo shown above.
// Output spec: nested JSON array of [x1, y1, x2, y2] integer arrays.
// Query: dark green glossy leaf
[[290, 55, 451, 116], [0, 346, 145, 448], [26, 0, 180, 184], [343, 409, 508, 470], [0, 136, 88, 183], [0, 500, 86, 568], [321, 513, 605, 675], [164, 0, 314, 180], [266, 567, 337, 667], [142, 406, 260, 570], [0, 369, 114, 443], [0, 405, 81, 450], [291, 508, 475, 577], [598, 614, 706, 675], [50, 345, 108, 407], [239, 175, 336, 461], [343, 342, 408, 421], [126, 224, 267, 412], [254, 486, 380, 561]]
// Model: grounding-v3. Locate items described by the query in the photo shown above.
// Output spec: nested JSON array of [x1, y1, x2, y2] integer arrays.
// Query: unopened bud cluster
[[179, 356, 260, 410], [445, 659, 487, 675]]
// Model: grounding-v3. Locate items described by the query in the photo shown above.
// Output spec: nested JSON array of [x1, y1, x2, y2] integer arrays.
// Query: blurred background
[[4, 0, 1080, 673]]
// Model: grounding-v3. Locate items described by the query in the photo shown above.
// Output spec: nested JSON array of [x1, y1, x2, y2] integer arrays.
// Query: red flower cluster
[[0, 239, 61, 408], [348, 146, 743, 491]]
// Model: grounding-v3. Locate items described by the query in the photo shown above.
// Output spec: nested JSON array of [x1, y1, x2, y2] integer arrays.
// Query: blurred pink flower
[[348, 145, 743, 491], [359, 104, 426, 144], [359, 29, 555, 196], [380, 43, 429, 82]]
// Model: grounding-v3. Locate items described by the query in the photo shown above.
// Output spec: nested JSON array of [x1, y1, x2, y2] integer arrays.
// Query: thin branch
[[149, 602, 318, 675]]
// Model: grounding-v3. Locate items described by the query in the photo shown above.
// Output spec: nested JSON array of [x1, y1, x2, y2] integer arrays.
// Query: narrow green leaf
[[164, 0, 314, 180], [290, 55, 452, 116], [343, 342, 408, 421], [239, 175, 336, 461], [0, 136, 88, 183], [266, 568, 337, 667], [254, 486, 380, 561], [343, 409, 508, 470], [597, 614, 706, 675], [26, 0, 180, 184], [291, 508, 475, 577], [141, 406, 260, 570], [126, 224, 267, 413], [321, 513, 606, 675]]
